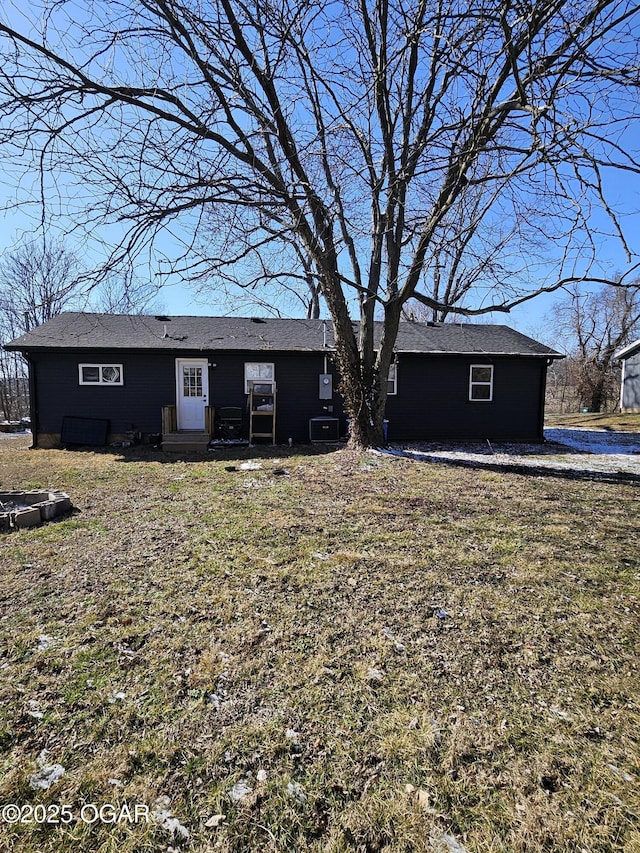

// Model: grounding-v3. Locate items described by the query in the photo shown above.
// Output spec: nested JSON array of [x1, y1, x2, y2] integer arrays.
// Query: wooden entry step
[[161, 431, 211, 453]]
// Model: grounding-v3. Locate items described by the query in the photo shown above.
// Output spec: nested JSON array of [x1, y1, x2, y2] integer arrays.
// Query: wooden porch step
[[162, 431, 211, 453]]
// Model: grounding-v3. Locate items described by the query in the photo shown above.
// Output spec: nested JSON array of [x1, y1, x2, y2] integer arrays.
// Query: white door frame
[[175, 358, 209, 430]]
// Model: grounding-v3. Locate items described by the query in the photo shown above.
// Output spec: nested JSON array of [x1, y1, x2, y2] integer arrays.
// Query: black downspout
[[24, 352, 38, 449]]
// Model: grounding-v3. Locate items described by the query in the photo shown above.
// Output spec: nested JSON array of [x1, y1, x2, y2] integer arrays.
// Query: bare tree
[[90, 275, 167, 316], [0, 238, 83, 419], [0, 238, 82, 334], [551, 283, 640, 412], [189, 234, 323, 319], [0, 347, 27, 421], [1, 1, 640, 445]]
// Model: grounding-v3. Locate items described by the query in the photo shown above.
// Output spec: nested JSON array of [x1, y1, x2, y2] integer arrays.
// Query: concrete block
[[51, 494, 72, 514], [0, 490, 72, 531], [39, 501, 58, 521], [13, 507, 42, 528], [24, 491, 49, 506], [0, 491, 24, 503]]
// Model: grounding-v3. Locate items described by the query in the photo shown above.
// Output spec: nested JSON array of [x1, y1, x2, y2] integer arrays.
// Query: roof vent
[[251, 317, 266, 324], [155, 315, 171, 322]]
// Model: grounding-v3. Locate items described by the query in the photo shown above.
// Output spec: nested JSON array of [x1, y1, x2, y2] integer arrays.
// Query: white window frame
[[244, 362, 275, 393], [469, 364, 493, 401], [387, 362, 398, 396], [79, 363, 124, 386]]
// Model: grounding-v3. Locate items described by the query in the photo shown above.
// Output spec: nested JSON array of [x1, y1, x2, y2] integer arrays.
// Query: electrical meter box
[[319, 373, 333, 399]]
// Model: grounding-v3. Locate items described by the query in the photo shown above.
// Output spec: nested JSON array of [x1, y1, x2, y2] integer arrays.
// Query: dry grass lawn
[[0, 436, 639, 852], [545, 412, 640, 432]]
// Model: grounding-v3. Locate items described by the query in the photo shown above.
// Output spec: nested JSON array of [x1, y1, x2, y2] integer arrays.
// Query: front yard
[[0, 437, 638, 851]]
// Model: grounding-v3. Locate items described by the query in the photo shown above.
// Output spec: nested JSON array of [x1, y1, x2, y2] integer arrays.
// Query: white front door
[[176, 358, 208, 430]]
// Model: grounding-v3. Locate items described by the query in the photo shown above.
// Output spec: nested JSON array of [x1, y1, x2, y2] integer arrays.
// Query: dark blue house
[[4, 313, 563, 449]]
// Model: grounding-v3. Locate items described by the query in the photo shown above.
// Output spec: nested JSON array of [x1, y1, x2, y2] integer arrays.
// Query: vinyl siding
[[33, 351, 176, 436], [386, 354, 546, 441], [208, 352, 344, 443], [621, 352, 640, 411], [30, 348, 547, 444], [31, 350, 345, 443]]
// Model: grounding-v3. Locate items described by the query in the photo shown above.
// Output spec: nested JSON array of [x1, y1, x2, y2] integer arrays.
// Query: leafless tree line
[[546, 283, 640, 413], [0, 240, 78, 421]]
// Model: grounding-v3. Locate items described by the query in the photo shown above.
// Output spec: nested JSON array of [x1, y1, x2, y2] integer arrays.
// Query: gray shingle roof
[[4, 312, 563, 358]]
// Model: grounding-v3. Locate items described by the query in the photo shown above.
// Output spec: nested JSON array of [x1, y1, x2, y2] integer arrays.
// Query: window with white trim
[[182, 365, 203, 397], [469, 364, 493, 401], [79, 364, 123, 385], [387, 362, 398, 395], [244, 362, 275, 393]]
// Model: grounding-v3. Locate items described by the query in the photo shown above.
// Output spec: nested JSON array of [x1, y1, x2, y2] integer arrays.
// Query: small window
[[182, 365, 203, 397], [244, 362, 274, 393], [79, 363, 123, 386], [469, 364, 493, 401], [387, 362, 398, 396]]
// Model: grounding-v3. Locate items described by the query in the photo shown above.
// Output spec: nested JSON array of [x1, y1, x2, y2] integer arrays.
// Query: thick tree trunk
[[588, 386, 605, 413], [333, 341, 384, 448], [347, 392, 387, 448], [331, 299, 402, 449], [579, 362, 607, 413]]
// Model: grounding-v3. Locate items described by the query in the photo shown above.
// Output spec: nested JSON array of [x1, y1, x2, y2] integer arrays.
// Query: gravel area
[[386, 427, 640, 480]]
